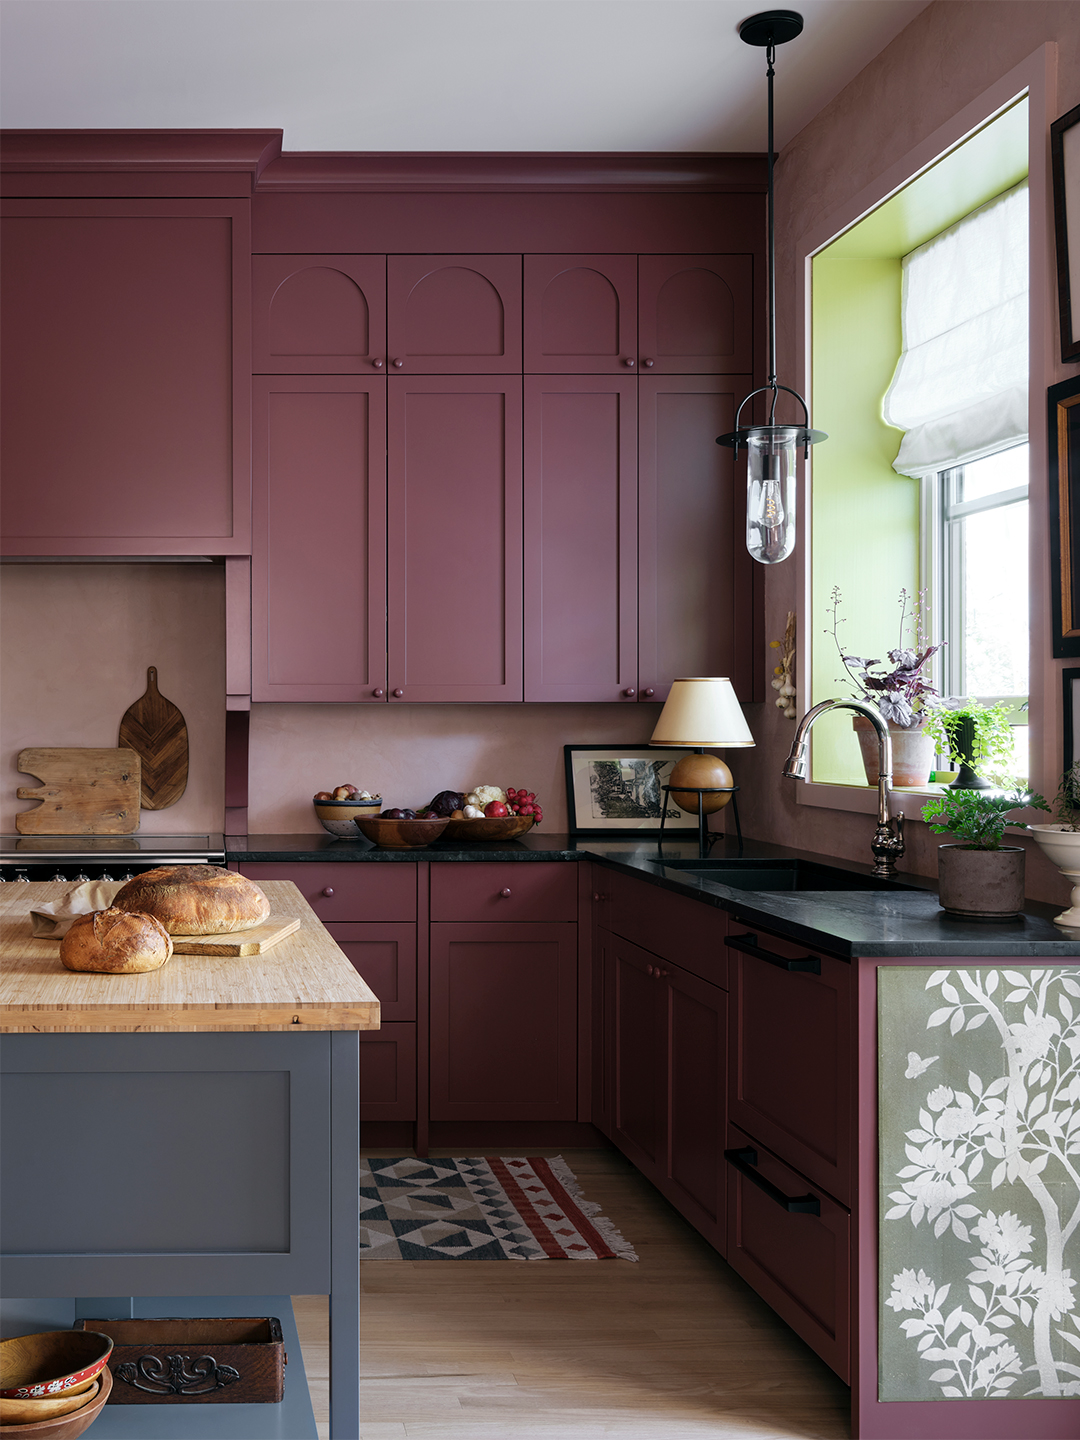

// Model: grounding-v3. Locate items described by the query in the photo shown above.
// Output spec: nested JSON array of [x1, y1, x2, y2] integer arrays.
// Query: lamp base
[[669, 753, 735, 814]]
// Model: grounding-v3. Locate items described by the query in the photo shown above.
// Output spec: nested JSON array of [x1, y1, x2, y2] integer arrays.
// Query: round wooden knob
[[393, 358, 404, 368], [643, 688, 655, 697], [373, 688, 385, 697], [393, 688, 404, 697], [372, 358, 384, 369], [322, 887, 334, 897], [643, 358, 655, 368], [623, 688, 636, 697], [623, 357, 636, 367], [500, 888, 512, 897]]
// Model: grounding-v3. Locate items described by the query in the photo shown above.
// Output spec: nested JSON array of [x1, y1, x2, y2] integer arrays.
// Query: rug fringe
[[547, 1155, 639, 1261]]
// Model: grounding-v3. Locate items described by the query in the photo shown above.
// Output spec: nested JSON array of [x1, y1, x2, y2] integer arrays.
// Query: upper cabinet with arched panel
[[253, 255, 387, 373], [387, 255, 521, 373], [524, 255, 638, 372], [638, 255, 753, 374]]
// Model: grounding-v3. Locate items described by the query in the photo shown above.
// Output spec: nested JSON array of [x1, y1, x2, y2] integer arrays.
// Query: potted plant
[[1027, 759, 1080, 927], [921, 698, 1017, 790], [921, 783, 1048, 919], [828, 587, 943, 787]]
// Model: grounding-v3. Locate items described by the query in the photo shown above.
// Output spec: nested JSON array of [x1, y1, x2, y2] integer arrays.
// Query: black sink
[[659, 858, 916, 892]]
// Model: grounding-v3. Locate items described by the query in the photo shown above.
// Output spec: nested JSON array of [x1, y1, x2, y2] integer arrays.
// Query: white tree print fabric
[[878, 965, 1080, 1401]]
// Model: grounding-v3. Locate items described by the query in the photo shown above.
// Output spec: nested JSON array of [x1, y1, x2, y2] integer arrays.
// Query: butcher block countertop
[[0, 880, 380, 1033]]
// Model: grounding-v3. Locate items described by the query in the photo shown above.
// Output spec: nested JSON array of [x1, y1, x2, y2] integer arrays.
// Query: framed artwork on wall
[[1049, 376, 1080, 658], [1065, 668, 1080, 773], [563, 745, 694, 835], [1052, 101, 1080, 363]]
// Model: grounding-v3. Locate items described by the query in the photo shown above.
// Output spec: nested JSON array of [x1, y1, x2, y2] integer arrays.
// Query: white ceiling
[[0, 0, 929, 154]]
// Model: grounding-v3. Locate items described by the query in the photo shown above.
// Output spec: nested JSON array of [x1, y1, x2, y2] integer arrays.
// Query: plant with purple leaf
[[827, 586, 943, 730]]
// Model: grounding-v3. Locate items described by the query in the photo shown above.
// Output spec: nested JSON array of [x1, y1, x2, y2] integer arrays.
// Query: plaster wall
[[741, 0, 1080, 907]]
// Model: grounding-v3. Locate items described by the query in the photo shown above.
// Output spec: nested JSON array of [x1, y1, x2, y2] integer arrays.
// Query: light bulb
[[745, 428, 798, 564]]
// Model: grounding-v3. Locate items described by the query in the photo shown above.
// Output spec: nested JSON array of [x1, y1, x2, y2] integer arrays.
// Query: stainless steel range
[[0, 834, 226, 883]]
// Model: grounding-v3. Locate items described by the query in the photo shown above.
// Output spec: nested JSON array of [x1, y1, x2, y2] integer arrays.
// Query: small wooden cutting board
[[16, 748, 141, 834], [170, 917, 302, 957], [118, 666, 189, 810]]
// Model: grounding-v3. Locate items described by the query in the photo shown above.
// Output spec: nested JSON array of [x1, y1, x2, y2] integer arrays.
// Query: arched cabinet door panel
[[639, 255, 753, 374], [252, 255, 386, 373], [387, 255, 521, 373], [524, 255, 637, 372]]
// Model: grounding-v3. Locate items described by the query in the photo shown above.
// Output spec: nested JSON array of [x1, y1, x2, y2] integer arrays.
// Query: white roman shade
[[883, 181, 1028, 478]]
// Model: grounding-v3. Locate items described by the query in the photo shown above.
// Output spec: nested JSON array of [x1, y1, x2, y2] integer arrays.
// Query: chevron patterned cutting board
[[118, 666, 189, 810]]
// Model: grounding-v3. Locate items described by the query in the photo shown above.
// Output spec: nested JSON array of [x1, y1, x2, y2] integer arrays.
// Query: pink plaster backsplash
[[1, 564, 226, 835], [247, 701, 663, 834]]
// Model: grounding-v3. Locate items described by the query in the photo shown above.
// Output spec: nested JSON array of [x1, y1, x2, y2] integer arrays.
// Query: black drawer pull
[[724, 1146, 821, 1215], [724, 932, 820, 974]]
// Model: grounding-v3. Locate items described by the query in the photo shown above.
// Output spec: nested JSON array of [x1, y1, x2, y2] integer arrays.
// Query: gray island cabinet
[[0, 880, 378, 1440]]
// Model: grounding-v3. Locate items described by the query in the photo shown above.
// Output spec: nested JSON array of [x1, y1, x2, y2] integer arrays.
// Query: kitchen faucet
[[782, 699, 905, 878]]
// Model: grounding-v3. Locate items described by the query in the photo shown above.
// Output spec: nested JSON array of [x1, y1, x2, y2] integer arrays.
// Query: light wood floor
[[292, 1146, 851, 1439]]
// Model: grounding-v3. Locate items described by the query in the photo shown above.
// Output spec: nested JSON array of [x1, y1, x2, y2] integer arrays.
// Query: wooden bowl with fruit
[[431, 786, 543, 840], [354, 809, 449, 849], [313, 784, 382, 836]]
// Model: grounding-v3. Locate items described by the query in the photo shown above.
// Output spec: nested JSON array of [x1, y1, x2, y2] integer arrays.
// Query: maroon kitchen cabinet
[[386, 255, 522, 373], [429, 922, 578, 1121], [252, 254, 387, 374], [386, 375, 523, 701], [0, 198, 251, 556], [251, 375, 387, 702], [523, 255, 638, 373], [637, 254, 753, 374], [523, 375, 638, 702], [638, 375, 758, 704]]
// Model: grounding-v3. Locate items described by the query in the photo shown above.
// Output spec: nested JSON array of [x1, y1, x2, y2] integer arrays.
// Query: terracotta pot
[[852, 718, 935, 788], [936, 844, 1025, 919]]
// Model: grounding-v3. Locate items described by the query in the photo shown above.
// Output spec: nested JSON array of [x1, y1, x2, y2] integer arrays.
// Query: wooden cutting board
[[118, 666, 189, 810], [170, 918, 302, 956], [16, 748, 141, 834]]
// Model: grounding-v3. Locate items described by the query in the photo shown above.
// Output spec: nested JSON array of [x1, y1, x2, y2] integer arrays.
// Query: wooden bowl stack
[[0, 1331, 113, 1436]]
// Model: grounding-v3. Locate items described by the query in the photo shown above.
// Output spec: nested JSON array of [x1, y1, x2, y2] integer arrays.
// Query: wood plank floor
[[311, 1146, 851, 1440]]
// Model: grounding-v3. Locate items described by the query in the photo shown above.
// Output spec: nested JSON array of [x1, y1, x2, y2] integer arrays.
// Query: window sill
[[796, 778, 956, 818]]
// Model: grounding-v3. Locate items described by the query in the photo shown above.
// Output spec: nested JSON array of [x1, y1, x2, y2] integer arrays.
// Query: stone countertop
[[230, 833, 1080, 958]]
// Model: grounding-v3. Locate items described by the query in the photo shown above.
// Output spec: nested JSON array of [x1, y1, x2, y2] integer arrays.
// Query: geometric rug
[[360, 1155, 638, 1260]]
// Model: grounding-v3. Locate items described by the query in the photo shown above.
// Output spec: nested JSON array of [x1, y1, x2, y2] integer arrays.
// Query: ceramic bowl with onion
[[313, 796, 382, 837]]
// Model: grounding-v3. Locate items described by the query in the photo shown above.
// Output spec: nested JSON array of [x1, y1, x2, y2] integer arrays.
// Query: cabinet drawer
[[429, 863, 576, 922], [238, 863, 416, 922], [727, 926, 852, 1203], [725, 1123, 850, 1382], [326, 922, 416, 1022], [591, 868, 727, 988], [360, 1024, 417, 1121]]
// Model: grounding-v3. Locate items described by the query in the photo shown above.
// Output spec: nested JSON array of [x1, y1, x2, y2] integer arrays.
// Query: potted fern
[[1027, 760, 1080, 927], [921, 698, 1017, 790], [921, 783, 1048, 919]]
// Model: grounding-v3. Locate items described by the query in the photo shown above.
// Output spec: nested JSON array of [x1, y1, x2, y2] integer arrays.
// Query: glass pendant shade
[[745, 425, 799, 565]]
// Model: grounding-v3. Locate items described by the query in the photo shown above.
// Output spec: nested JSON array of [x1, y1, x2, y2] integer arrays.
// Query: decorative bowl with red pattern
[[0, 1330, 113, 1399]]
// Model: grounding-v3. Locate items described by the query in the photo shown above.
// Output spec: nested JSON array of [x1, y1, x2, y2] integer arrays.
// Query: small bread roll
[[113, 865, 270, 935], [60, 907, 173, 973]]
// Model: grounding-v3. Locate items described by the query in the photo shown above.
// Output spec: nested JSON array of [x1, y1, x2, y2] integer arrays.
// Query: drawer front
[[238, 862, 416, 922], [326, 922, 416, 1022], [725, 1123, 850, 1382], [591, 868, 727, 988], [429, 862, 576, 922], [360, 1024, 417, 1120], [727, 926, 852, 1203]]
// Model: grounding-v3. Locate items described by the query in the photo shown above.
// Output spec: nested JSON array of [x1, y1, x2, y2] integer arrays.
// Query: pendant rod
[[766, 35, 778, 416]]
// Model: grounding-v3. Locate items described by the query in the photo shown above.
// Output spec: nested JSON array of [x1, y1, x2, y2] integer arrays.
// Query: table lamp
[[649, 678, 755, 851]]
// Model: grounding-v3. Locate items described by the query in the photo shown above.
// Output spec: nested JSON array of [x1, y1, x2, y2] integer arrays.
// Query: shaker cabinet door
[[387, 255, 522, 373], [524, 375, 638, 702], [638, 254, 754, 374], [253, 254, 387, 374], [252, 375, 388, 702], [523, 255, 638, 373]]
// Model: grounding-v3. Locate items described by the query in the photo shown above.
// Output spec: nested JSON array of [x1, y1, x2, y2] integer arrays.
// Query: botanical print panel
[[878, 965, 1080, 1401]]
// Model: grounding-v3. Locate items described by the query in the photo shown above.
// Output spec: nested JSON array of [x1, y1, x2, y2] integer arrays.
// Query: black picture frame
[[1049, 376, 1080, 657], [1065, 668, 1080, 773], [563, 745, 696, 835], [1051, 101, 1080, 364]]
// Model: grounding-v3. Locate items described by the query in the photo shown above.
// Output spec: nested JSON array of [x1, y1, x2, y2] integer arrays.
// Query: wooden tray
[[74, 1318, 284, 1405], [46, 916, 301, 957]]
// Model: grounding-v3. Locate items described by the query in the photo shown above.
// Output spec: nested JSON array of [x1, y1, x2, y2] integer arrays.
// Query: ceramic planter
[[852, 718, 935, 788], [1028, 824, 1080, 928], [936, 844, 1025, 919]]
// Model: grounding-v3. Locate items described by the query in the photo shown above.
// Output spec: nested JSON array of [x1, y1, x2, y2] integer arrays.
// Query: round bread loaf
[[60, 907, 173, 973], [112, 865, 271, 935]]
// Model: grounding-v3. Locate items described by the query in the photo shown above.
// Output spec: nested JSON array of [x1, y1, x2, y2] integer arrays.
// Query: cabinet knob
[[623, 687, 636, 698], [392, 358, 404, 368], [500, 887, 512, 897], [373, 688, 385, 697], [372, 357, 384, 369], [646, 964, 654, 976], [392, 688, 404, 697], [322, 887, 334, 897], [623, 357, 636, 368], [643, 688, 655, 698], [643, 357, 655, 368], [593, 893, 606, 902]]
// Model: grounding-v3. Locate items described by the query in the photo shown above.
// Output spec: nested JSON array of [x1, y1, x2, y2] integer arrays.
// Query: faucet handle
[[870, 811, 905, 878]]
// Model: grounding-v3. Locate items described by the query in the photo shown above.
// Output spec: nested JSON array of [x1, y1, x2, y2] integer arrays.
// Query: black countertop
[[229, 833, 1080, 958]]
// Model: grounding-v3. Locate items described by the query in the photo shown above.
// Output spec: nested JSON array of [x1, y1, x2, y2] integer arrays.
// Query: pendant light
[[716, 10, 826, 565]]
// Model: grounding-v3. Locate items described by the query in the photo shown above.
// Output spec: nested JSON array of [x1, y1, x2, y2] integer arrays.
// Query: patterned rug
[[360, 1155, 638, 1260]]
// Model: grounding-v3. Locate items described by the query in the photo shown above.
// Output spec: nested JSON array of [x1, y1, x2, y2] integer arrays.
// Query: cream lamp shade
[[649, 678, 755, 816]]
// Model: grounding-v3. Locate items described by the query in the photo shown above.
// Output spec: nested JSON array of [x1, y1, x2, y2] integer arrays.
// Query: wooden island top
[[0, 880, 380, 1032]]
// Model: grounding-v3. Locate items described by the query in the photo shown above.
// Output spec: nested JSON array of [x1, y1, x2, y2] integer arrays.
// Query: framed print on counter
[[1049, 376, 1080, 658], [563, 745, 694, 835]]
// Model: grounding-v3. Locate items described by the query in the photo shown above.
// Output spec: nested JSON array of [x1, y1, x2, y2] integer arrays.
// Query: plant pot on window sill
[[936, 844, 1026, 920], [852, 717, 935, 789]]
